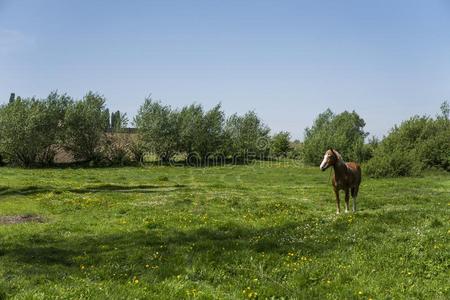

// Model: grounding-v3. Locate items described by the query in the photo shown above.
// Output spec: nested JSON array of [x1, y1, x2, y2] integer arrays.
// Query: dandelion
[[358, 291, 363, 295]]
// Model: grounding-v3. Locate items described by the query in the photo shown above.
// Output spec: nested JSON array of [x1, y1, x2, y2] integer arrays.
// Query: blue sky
[[1, 0, 449, 139]]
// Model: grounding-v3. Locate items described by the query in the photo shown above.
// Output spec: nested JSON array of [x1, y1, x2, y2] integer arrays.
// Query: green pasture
[[0, 162, 448, 299]]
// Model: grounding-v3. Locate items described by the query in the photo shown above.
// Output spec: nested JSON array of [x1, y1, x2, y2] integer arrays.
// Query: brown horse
[[319, 148, 361, 214]]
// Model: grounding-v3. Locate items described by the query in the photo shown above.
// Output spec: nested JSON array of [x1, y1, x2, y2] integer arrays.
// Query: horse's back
[[346, 162, 362, 185]]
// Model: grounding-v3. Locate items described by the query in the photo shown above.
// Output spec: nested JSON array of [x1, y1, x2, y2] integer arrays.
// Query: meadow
[[0, 162, 448, 299]]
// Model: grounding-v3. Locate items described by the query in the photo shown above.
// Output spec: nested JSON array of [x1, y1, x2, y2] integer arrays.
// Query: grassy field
[[0, 162, 448, 299]]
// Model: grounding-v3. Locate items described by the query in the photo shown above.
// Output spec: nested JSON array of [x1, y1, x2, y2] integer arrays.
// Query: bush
[[271, 131, 292, 158], [134, 98, 179, 162], [365, 149, 423, 178], [224, 111, 271, 161], [366, 103, 450, 177], [62, 92, 109, 162], [302, 109, 368, 165], [100, 134, 133, 166], [287, 141, 302, 160], [101, 133, 148, 166], [417, 119, 450, 171], [178, 103, 225, 162], [129, 137, 146, 164], [0, 92, 70, 167]]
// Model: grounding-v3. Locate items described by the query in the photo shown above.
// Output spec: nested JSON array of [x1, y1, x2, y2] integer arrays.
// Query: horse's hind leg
[[351, 187, 358, 212], [344, 189, 350, 213]]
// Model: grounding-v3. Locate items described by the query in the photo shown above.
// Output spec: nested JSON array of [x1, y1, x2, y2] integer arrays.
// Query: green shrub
[[365, 148, 423, 178], [0, 92, 70, 167], [287, 141, 302, 159], [62, 92, 109, 162], [417, 119, 450, 171], [302, 109, 368, 164], [271, 131, 292, 158], [366, 103, 450, 177], [178, 103, 225, 161], [223, 111, 270, 160], [134, 98, 179, 162]]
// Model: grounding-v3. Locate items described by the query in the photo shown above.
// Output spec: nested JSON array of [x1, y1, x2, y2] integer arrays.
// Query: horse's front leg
[[344, 189, 350, 213], [334, 189, 341, 214]]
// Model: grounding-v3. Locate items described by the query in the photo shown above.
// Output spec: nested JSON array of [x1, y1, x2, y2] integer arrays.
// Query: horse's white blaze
[[319, 154, 328, 170]]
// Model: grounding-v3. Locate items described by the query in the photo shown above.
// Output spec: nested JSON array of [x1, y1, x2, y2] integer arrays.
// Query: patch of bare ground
[[0, 214, 45, 225]]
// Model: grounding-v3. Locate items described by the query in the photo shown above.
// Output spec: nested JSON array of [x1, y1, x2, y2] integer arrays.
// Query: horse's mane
[[331, 149, 344, 162]]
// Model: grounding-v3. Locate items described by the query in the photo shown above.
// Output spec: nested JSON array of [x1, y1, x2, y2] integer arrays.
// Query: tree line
[[134, 98, 293, 163], [0, 92, 294, 167], [301, 101, 450, 177], [1, 91, 448, 177]]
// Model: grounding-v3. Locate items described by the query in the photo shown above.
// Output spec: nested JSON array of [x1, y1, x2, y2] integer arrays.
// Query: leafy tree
[[271, 131, 292, 157], [62, 92, 109, 162], [302, 109, 368, 164], [134, 98, 179, 162], [361, 136, 379, 162], [366, 106, 450, 177], [111, 110, 129, 132], [197, 104, 225, 161], [176, 103, 226, 163], [178, 104, 204, 154], [288, 140, 303, 159], [224, 111, 271, 160], [105, 108, 110, 129], [0, 92, 71, 166], [438, 100, 449, 120]]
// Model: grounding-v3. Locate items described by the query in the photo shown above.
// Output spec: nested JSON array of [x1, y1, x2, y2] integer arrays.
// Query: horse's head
[[319, 148, 339, 171]]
